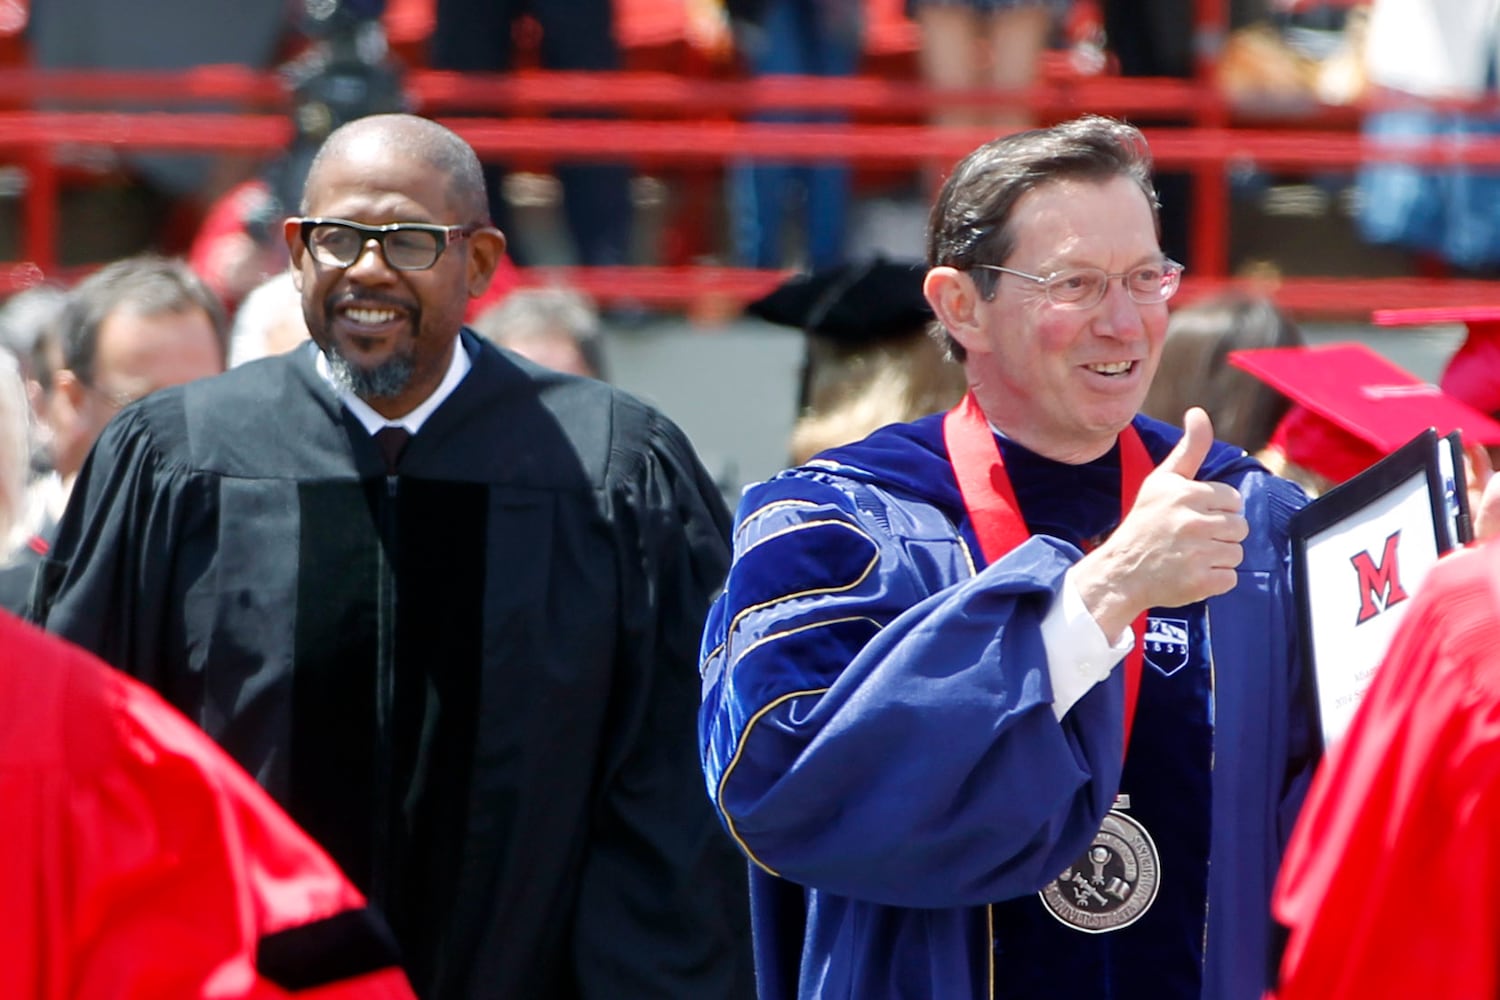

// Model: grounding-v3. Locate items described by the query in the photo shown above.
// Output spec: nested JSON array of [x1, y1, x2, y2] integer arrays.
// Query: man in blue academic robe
[[700, 116, 1318, 1000]]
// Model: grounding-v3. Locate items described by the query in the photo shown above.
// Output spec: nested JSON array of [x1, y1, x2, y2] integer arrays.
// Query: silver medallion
[[1038, 807, 1160, 933]]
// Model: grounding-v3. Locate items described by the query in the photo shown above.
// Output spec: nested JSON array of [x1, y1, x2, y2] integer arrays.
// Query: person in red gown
[[1270, 530, 1500, 999], [0, 611, 417, 999]]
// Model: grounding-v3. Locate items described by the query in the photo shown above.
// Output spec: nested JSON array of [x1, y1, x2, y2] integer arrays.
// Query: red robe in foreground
[[1270, 540, 1500, 999], [0, 611, 416, 999]]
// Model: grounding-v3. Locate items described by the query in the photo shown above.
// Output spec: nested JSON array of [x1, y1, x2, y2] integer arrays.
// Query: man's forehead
[[332, 126, 406, 163], [303, 152, 452, 218], [94, 306, 221, 381], [1013, 174, 1149, 215], [99, 303, 214, 344], [1008, 177, 1157, 252]]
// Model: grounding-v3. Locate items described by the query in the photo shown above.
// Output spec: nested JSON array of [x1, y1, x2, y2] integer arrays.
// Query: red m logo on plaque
[[1350, 530, 1408, 625]]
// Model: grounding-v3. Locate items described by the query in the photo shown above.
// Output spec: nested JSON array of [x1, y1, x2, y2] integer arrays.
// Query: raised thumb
[[1160, 406, 1214, 480]]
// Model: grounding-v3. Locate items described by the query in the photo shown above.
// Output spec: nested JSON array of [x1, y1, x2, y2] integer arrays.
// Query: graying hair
[[58, 254, 228, 386]]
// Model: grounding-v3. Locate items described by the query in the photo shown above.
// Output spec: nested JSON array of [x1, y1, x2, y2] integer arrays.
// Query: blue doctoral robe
[[699, 412, 1318, 1000]]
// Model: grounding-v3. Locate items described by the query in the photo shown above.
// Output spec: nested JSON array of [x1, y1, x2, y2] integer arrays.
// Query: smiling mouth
[[342, 306, 402, 327], [1086, 361, 1135, 376]]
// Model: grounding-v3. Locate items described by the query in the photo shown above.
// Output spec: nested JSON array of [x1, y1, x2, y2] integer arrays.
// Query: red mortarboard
[[1227, 341, 1500, 486], [1373, 305, 1500, 419]]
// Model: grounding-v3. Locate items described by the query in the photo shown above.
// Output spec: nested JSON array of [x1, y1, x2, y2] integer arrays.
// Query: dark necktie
[[373, 425, 411, 474]]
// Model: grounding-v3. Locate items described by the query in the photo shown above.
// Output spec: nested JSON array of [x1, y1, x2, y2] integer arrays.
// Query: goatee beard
[[323, 343, 416, 401]]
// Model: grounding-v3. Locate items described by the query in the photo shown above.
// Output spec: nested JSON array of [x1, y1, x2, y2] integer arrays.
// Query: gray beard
[[324, 344, 416, 401]]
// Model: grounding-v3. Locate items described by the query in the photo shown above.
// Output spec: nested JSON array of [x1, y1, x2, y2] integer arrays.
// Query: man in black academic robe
[[32, 113, 752, 999]]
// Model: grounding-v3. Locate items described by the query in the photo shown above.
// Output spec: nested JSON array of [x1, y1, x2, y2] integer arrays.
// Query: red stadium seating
[[1, 0, 1499, 318]]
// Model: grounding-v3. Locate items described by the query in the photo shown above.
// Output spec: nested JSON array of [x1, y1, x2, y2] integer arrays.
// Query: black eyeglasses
[[294, 218, 480, 271]]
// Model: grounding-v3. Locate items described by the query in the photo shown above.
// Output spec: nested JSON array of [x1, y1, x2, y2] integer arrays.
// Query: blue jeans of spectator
[[430, 0, 633, 268], [1358, 108, 1500, 272], [731, 0, 862, 269]]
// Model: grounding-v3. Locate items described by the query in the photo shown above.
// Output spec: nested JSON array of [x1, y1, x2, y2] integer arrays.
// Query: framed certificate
[[1289, 429, 1470, 749]]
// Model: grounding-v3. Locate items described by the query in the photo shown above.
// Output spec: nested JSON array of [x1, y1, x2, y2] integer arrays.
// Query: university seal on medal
[[1038, 810, 1160, 933]]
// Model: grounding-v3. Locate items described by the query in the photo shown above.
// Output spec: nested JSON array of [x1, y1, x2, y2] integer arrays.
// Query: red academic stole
[[942, 392, 1152, 754]]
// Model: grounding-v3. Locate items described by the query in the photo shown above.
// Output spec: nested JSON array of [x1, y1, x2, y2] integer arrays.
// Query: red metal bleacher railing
[[5, 61, 1500, 316]]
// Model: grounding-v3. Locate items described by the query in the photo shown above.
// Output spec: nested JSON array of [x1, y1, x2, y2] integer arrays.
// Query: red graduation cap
[[1373, 305, 1500, 419], [1227, 341, 1500, 486]]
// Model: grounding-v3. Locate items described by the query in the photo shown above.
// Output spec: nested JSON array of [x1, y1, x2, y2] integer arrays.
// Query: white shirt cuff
[[1041, 566, 1135, 721]]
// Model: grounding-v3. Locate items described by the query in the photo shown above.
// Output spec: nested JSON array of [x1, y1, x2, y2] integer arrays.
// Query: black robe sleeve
[[572, 399, 754, 998], [34, 404, 205, 699]]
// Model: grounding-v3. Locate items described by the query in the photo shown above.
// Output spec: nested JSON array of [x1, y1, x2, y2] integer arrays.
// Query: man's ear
[[466, 227, 508, 299], [52, 369, 86, 414], [924, 266, 987, 357], [283, 219, 307, 292]]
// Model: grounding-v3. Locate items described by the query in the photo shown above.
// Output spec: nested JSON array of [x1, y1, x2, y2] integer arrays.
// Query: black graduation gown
[[34, 331, 753, 1000]]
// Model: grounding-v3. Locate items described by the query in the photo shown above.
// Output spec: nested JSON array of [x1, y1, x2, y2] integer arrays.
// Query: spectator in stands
[[469, 286, 605, 379], [0, 611, 417, 1000], [726, 0, 863, 270], [32, 112, 753, 1000], [0, 255, 227, 612], [229, 270, 310, 367], [188, 0, 405, 314], [908, 0, 1069, 137], [428, 0, 635, 271], [25, 0, 290, 212], [744, 256, 966, 463], [187, 178, 290, 316], [1098, 0, 1200, 268], [1142, 294, 1304, 455], [1357, 0, 1500, 274]]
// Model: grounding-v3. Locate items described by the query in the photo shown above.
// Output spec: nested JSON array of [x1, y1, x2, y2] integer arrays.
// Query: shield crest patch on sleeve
[[1143, 616, 1189, 676]]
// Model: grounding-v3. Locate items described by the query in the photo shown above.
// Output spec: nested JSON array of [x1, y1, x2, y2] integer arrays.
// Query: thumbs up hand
[[1071, 408, 1249, 640], [1464, 440, 1500, 543], [1158, 404, 1217, 482]]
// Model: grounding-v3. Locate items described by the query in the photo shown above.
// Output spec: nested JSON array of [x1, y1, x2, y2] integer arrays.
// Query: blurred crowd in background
[[0, 0, 1494, 532], [3, 0, 1485, 291]]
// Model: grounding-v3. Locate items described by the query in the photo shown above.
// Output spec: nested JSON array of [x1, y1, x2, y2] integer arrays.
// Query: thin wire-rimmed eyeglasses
[[294, 218, 481, 272], [82, 379, 140, 410], [970, 259, 1185, 309]]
